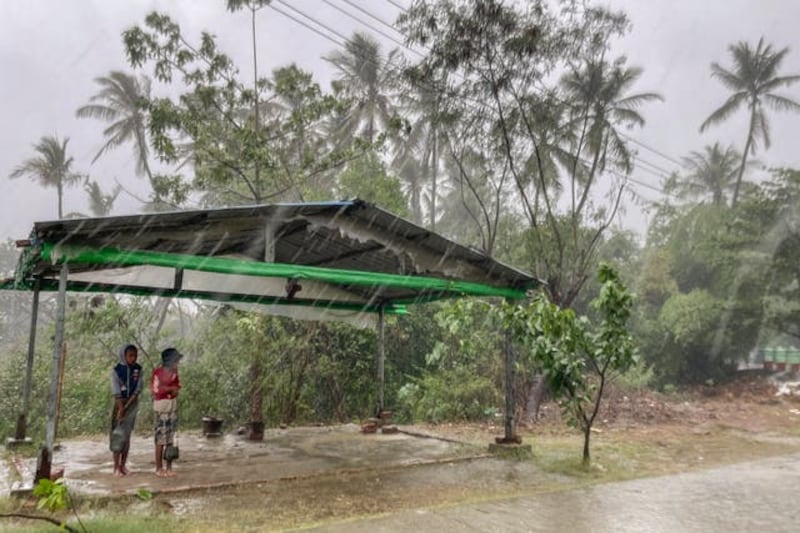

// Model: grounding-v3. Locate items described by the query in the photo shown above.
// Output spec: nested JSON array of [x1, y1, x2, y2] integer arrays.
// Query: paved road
[[310, 453, 800, 532]]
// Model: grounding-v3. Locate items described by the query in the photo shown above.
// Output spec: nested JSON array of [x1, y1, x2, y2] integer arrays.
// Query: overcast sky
[[1, 0, 799, 243]]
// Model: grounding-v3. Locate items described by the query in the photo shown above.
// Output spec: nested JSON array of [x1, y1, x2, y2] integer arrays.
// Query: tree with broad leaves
[[700, 38, 800, 207], [399, 0, 660, 308], [122, 11, 347, 207], [503, 263, 636, 466], [399, 0, 659, 425]]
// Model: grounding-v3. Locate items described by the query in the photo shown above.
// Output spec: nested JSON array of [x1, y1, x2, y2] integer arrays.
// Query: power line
[[267, 1, 346, 48], [269, 0, 677, 201], [634, 155, 673, 180], [376, 0, 684, 178], [274, 0, 353, 45], [625, 175, 665, 195], [384, 0, 409, 13], [620, 131, 684, 168], [323, 0, 420, 56], [342, 0, 408, 39]]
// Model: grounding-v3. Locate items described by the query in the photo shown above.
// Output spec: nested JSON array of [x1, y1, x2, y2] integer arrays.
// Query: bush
[[396, 366, 499, 423]]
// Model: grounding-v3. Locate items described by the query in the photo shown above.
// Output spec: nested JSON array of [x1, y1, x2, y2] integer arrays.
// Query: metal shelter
[[2, 199, 539, 456]]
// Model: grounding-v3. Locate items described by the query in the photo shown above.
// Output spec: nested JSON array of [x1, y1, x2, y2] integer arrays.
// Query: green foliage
[[635, 194, 773, 384], [336, 151, 409, 216], [659, 290, 720, 347], [123, 12, 347, 206], [394, 299, 504, 423], [0, 345, 52, 439], [183, 308, 383, 427], [757, 168, 800, 341], [399, 0, 659, 309], [135, 488, 153, 501], [504, 264, 637, 464], [398, 365, 497, 422], [616, 359, 655, 390], [33, 478, 68, 512]]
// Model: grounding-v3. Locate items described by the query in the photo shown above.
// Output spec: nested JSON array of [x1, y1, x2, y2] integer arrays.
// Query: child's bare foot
[[155, 469, 168, 477], [165, 470, 176, 477], [113, 469, 124, 477], [119, 466, 129, 476]]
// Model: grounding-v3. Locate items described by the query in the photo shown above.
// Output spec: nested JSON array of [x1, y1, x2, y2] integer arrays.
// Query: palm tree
[[85, 180, 121, 216], [700, 38, 800, 206], [395, 80, 448, 228], [665, 143, 741, 206], [76, 71, 153, 181], [9, 136, 83, 218], [324, 32, 400, 145], [562, 58, 663, 177]]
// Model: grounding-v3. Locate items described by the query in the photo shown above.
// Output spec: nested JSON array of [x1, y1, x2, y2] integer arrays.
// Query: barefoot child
[[151, 347, 183, 477], [110, 344, 142, 476]]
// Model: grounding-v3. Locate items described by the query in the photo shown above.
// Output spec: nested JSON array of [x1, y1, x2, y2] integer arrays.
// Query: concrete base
[[5, 437, 33, 449], [488, 442, 533, 459], [10, 481, 34, 497]]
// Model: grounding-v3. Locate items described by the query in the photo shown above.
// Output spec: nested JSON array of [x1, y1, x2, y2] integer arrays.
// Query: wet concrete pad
[[7, 424, 482, 497]]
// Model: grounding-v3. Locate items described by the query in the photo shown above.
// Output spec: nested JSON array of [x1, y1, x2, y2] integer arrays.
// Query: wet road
[[311, 452, 800, 532]]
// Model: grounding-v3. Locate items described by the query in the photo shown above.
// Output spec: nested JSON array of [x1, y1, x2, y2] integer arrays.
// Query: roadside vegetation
[[3, 0, 800, 530]]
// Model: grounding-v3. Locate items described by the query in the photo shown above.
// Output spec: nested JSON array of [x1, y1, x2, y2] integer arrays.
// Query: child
[[151, 347, 183, 477], [110, 344, 142, 477]]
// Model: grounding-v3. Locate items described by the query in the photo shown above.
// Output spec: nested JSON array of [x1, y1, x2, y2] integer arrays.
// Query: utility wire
[[322, 0, 421, 56], [385, 0, 409, 12], [270, 0, 679, 200], [375, 0, 685, 177], [274, 0, 352, 45], [372, 0, 681, 186], [620, 131, 684, 168], [341, 0, 410, 39], [267, 1, 347, 48]]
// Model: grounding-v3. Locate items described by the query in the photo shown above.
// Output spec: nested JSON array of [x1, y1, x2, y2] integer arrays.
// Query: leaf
[[137, 487, 154, 501]]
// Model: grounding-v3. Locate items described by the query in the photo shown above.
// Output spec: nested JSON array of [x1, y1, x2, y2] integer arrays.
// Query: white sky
[[1, 0, 799, 242]]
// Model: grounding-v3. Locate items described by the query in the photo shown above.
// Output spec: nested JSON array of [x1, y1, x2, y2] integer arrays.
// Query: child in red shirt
[[151, 347, 183, 477]]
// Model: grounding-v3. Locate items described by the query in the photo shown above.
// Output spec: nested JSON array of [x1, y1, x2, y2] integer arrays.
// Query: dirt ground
[[4, 370, 800, 531], [417, 370, 800, 444]]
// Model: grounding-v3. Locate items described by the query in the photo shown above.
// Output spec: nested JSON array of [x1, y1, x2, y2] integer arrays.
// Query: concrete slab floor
[[2, 424, 483, 498]]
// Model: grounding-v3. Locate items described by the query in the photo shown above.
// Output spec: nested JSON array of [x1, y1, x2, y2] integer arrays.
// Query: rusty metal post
[[45, 263, 68, 455], [14, 279, 40, 441], [376, 305, 385, 415]]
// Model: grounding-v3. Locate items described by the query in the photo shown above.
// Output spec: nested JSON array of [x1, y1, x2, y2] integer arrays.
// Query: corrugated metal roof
[[9, 199, 540, 312]]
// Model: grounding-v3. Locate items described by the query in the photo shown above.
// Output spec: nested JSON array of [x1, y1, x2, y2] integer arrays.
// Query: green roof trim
[[38, 243, 529, 301]]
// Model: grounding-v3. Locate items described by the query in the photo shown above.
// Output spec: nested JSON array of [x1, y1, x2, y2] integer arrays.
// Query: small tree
[[505, 264, 636, 465]]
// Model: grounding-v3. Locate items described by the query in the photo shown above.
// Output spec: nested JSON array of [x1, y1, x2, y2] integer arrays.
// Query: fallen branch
[[0, 512, 79, 532]]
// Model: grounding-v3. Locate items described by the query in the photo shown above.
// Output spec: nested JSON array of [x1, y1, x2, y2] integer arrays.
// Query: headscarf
[[112, 344, 142, 398], [119, 343, 137, 365]]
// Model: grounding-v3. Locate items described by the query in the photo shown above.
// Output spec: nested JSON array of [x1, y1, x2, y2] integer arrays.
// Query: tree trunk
[[583, 425, 591, 466], [249, 355, 264, 424], [523, 374, 549, 422], [430, 127, 438, 231], [57, 181, 63, 219], [731, 106, 756, 207]]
